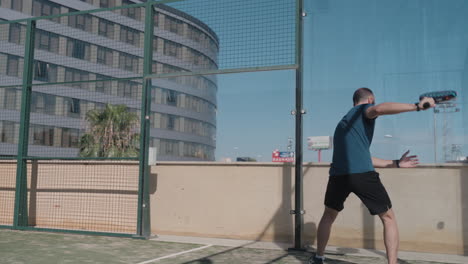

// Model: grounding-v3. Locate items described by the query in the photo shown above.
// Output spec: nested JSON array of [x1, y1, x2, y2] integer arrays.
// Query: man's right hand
[[418, 97, 436, 110]]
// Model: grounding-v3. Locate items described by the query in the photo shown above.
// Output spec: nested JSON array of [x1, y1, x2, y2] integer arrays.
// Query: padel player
[[309, 88, 435, 264]]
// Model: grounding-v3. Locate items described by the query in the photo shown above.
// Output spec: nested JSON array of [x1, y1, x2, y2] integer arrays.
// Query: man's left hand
[[399, 150, 419, 168]]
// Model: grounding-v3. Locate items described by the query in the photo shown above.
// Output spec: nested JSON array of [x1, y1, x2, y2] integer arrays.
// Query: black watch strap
[[414, 102, 420, 111]]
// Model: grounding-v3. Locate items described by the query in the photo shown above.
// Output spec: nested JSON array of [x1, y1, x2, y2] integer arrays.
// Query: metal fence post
[[291, 0, 305, 250], [136, 1, 155, 238], [13, 20, 36, 228]]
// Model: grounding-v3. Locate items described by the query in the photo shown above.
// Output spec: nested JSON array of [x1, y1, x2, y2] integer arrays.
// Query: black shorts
[[324, 171, 392, 215]]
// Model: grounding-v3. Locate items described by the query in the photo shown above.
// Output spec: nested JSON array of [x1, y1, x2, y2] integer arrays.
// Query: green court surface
[[0, 230, 458, 264]]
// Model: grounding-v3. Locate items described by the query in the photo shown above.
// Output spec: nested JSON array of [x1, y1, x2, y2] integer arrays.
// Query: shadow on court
[[176, 248, 362, 264]]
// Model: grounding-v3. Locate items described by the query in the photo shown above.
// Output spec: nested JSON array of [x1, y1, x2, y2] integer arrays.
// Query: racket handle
[[423, 102, 430, 109]]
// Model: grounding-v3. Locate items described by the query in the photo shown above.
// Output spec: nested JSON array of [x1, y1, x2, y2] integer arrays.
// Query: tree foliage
[[79, 104, 140, 157]]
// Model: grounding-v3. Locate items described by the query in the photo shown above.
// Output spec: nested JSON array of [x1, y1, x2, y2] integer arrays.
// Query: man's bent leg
[[378, 209, 399, 264], [316, 206, 339, 256]]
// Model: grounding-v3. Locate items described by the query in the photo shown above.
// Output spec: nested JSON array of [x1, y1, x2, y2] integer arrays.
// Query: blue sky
[[169, 0, 468, 163]]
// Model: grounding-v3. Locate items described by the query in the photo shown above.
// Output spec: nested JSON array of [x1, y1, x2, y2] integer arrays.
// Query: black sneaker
[[308, 255, 324, 264]]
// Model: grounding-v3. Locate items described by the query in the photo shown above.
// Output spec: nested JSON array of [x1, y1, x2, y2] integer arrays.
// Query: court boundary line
[[136, 244, 213, 264]]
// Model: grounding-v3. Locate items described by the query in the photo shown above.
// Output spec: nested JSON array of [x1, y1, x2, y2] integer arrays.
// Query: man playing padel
[[309, 87, 435, 264]]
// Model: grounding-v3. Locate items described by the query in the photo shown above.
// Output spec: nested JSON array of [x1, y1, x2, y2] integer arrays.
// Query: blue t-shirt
[[329, 104, 376, 176]]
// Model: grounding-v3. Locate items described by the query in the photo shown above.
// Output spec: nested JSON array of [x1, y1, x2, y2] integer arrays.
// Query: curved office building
[[0, 0, 218, 161]]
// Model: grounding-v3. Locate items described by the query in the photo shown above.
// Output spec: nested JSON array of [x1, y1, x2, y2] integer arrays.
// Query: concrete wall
[[1, 161, 467, 255], [150, 162, 468, 255]]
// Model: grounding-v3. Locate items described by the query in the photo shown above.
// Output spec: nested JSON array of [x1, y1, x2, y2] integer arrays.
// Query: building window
[[187, 24, 203, 43], [118, 52, 139, 73], [167, 115, 175, 130], [31, 92, 56, 115], [65, 68, 89, 89], [66, 39, 90, 60], [152, 88, 161, 104], [119, 26, 140, 47], [164, 15, 183, 35], [33, 61, 57, 82], [152, 37, 158, 53], [99, 0, 115, 8], [154, 12, 159, 27], [190, 49, 201, 65], [63, 98, 81, 118], [184, 75, 216, 92], [95, 75, 112, 94], [187, 48, 213, 68], [31, 125, 54, 146], [182, 118, 215, 138], [8, 23, 22, 44], [160, 114, 178, 131], [68, 8, 92, 32], [154, 113, 162, 128], [61, 128, 79, 148], [185, 95, 200, 112], [35, 30, 59, 53], [98, 19, 114, 39], [150, 138, 158, 149], [163, 64, 183, 73], [11, 0, 22, 12], [160, 139, 179, 156], [183, 142, 210, 159], [184, 119, 195, 134], [151, 61, 159, 74], [117, 80, 140, 99], [97, 47, 113, 66], [164, 40, 182, 58], [121, 0, 141, 21], [164, 90, 177, 106], [32, 0, 60, 23], [208, 38, 218, 53], [162, 64, 183, 82], [3, 88, 18, 110], [189, 49, 205, 65], [6, 55, 19, 77], [1, 121, 16, 144], [149, 113, 156, 128]]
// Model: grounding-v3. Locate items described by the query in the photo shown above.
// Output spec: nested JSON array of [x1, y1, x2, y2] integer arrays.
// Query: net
[[0, 0, 298, 235], [26, 160, 138, 233]]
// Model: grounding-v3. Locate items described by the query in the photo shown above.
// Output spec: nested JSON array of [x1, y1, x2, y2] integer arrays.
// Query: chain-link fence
[[0, 0, 299, 237]]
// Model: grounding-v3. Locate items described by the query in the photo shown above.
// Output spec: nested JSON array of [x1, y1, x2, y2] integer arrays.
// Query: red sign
[[272, 150, 295, 162]]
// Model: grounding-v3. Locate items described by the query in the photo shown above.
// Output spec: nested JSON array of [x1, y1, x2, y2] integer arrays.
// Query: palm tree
[[79, 104, 140, 157]]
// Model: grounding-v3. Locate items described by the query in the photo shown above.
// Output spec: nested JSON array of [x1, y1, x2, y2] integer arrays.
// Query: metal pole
[[136, 2, 154, 238], [433, 109, 437, 163], [290, 0, 305, 251], [14, 20, 36, 227]]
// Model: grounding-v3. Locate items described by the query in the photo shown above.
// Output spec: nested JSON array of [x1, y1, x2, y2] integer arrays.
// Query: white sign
[[148, 147, 157, 165], [307, 136, 332, 150]]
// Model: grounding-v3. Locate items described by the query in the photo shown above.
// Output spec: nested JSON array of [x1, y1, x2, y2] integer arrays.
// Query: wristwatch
[[414, 103, 420, 111]]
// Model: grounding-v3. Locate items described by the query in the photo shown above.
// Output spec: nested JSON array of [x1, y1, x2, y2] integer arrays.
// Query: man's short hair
[[353, 87, 374, 105]]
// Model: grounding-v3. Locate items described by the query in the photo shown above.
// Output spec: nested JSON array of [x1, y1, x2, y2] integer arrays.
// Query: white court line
[[136, 244, 213, 264]]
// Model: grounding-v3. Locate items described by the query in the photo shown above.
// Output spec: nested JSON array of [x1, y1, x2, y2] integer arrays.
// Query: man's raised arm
[[366, 97, 435, 119]]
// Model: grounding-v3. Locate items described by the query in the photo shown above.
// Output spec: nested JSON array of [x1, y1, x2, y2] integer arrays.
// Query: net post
[[137, 1, 155, 238], [290, 0, 306, 251], [14, 20, 36, 228]]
